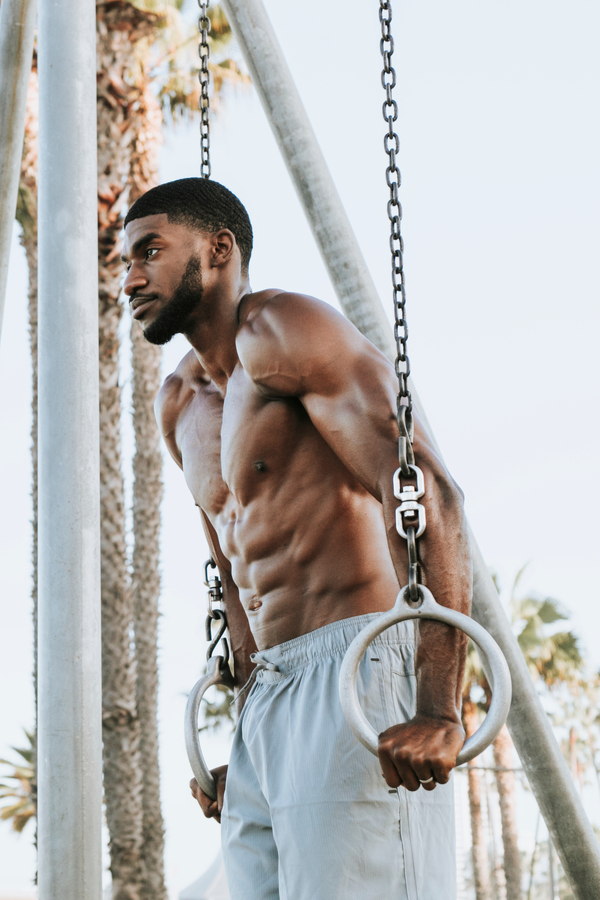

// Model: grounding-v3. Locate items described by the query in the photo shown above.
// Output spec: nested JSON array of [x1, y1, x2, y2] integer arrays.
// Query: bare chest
[[176, 366, 306, 517]]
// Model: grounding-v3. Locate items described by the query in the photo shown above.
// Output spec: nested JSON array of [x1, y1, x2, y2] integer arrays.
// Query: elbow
[[434, 470, 466, 523]]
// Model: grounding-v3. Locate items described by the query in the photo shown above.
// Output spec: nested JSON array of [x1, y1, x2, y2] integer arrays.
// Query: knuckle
[[391, 744, 408, 763]]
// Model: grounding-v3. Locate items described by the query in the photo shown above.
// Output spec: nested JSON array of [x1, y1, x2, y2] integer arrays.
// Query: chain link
[[406, 527, 421, 605], [379, 0, 410, 427], [198, 0, 211, 179], [204, 557, 229, 661], [380, 1, 426, 603]]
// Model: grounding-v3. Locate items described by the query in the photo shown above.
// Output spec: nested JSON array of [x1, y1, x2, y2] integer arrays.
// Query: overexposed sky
[[1, 0, 599, 894]]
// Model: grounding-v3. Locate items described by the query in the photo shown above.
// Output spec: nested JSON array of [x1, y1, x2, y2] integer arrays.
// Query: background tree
[[0, 732, 35, 835], [462, 689, 493, 900], [463, 568, 585, 900], [12, 2, 248, 895]]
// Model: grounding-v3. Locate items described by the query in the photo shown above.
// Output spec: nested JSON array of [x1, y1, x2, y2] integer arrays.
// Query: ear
[[210, 229, 236, 267]]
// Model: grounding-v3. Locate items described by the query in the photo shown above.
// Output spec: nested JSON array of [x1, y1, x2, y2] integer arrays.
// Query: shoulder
[[236, 289, 373, 395], [155, 350, 209, 463], [238, 289, 350, 345]]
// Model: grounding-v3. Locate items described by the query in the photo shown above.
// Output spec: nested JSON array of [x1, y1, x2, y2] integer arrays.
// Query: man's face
[[122, 214, 206, 345]]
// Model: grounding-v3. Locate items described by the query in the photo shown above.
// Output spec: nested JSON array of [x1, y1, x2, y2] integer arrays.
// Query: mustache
[[129, 292, 156, 305]]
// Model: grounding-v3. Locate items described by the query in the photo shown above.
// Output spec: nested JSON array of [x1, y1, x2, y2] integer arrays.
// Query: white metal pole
[[0, 0, 37, 347], [221, 1, 600, 895], [222, 0, 394, 361], [37, 0, 102, 896]]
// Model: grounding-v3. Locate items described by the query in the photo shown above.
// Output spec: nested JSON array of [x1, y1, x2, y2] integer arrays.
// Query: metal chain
[[204, 557, 229, 662], [379, 0, 410, 433], [381, 0, 426, 603], [198, 0, 211, 179]]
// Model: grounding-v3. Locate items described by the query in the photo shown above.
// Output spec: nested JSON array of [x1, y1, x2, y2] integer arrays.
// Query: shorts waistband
[[252, 613, 415, 680]]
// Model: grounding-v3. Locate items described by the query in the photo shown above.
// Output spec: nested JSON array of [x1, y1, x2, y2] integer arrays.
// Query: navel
[[254, 460, 267, 473], [249, 598, 262, 611]]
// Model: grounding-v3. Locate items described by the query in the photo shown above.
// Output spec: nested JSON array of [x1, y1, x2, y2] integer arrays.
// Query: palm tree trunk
[[484, 768, 506, 900], [16, 65, 40, 843], [96, 4, 159, 896], [130, 325, 166, 900], [129, 81, 167, 900], [463, 700, 493, 900], [492, 726, 522, 900]]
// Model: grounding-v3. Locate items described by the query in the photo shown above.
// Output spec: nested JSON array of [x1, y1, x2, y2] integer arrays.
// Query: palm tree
[[16, 3, 247, 892], [0, 732, 36, 835], [15, 62, 39, 834], [464, 568, 584, 900], [462, 695, 493, 900], [99, 4, 246, 896], [128, 79, 165, 896], [121, 5, 247, 896]]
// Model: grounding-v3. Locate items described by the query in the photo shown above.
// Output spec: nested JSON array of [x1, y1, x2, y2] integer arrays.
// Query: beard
[[142, 254, 203, 345]]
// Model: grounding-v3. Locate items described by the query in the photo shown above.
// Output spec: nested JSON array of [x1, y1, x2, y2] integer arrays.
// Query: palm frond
[[199, 682, 235, 733], [0, 731, 36, 834]]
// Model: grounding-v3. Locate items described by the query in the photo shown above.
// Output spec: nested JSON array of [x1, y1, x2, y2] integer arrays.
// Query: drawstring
[[232, 652, 279, 704]]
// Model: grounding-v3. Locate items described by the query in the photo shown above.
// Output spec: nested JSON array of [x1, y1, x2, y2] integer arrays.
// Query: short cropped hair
[[124, 178, 253, 270]]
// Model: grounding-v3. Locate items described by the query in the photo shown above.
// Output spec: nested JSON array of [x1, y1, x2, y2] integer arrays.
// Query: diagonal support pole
[[221, 0, 600, 895], [0, 0, 37, 347]]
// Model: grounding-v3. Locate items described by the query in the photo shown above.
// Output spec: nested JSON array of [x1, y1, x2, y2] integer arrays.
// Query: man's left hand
[[378, 714, 465, 792]]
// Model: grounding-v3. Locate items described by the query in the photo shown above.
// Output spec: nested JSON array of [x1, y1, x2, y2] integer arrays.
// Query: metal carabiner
[[184, 555, 234, 800], [205, 608, 230, 665], [204, 557, 223, 616]]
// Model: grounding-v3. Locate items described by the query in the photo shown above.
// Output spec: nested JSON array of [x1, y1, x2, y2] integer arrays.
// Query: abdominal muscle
[[211, 476, 400, 650]]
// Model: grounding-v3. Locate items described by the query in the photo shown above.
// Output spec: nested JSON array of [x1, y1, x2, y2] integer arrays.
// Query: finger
[[378, 749, 402, 789], [203, 799, 220, 820], [192, 786, 217, 817], [411, 761, 437, 792], [217, 774, 226, 815], [431, 761, 451, 785], [415, 771, 437, 792], [393, 759, 421, 792]]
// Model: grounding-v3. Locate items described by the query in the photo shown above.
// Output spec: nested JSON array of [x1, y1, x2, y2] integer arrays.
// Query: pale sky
[[1, 0, 599, 895]]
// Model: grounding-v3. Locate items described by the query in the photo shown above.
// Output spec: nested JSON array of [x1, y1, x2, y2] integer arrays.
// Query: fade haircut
[[124, 178, 253, 270]]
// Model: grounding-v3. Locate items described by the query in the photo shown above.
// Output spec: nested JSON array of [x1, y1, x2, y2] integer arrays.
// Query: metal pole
[[221, 0, 394, 361], [221, 0, 600, 895], [0, 0, 37, 347], [37, 0, 102, 896]]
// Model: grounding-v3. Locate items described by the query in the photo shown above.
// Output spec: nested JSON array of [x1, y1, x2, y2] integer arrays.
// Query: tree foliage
[[0, 732, 36, 834]]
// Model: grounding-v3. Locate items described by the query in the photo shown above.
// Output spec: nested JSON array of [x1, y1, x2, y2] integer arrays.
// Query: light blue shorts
[[221, 614, 456, 900]]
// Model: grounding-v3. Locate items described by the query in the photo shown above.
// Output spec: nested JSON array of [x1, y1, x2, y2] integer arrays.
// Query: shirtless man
[[122, 178, 471, 899]]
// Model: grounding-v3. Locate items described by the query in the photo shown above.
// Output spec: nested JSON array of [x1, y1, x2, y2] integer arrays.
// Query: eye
[[125, 261, 132, 273], [146, 247, 159, 260]]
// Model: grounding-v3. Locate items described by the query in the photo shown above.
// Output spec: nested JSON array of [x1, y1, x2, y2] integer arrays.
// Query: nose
[[123, 265, 148, 297]]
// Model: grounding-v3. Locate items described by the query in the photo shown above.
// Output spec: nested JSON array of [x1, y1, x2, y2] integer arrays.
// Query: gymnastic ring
[[184, 655, 234, 801], [339, 586, 512, 766]]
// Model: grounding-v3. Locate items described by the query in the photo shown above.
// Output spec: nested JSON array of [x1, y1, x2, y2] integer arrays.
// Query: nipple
[[254, 460, 267, 473]]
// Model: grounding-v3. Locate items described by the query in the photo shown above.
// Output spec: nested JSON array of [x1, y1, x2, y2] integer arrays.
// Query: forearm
[[200, 510, 257, 715], [381, 430, 472, 720], [219, 569, 258, 711]]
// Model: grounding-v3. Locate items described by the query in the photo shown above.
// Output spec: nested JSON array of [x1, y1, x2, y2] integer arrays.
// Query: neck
[[186, 273, 251, 391]]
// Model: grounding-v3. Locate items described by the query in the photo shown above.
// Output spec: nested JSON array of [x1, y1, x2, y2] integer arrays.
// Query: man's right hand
[[190, 764, 228, 824]]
